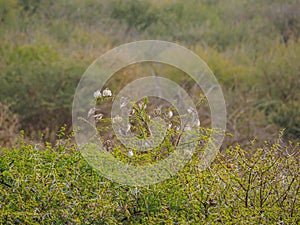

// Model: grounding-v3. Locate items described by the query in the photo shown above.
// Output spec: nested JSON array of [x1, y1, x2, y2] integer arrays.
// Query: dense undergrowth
[[1, 0, 300, 224], [0, 135, 299, 224]]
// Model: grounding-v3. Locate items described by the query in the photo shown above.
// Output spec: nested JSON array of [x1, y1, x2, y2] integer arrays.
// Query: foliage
[[111, 0, 158, 32], [0, 0, 299, 143], [0, 103, 20, 147], [0, 0, 19, 29], [255, 40, 300, 139], [1, 0, 299, 224], [0, 38, 88, 141], [0, 136, 299, 224]]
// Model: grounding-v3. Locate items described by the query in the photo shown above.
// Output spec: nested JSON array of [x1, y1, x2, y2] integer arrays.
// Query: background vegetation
[[0, 0, 299, 144], [0, 0, 299, 224]]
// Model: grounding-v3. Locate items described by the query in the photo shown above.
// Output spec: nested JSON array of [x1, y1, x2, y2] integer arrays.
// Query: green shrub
[[0, 135, 299, 224], [255, 40, 300, 139], [0, 39, 87, 141]]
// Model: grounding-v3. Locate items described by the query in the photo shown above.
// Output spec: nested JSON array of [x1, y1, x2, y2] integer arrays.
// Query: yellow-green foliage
[[0, 138, 299, 224], [1, 1, 299, 224]]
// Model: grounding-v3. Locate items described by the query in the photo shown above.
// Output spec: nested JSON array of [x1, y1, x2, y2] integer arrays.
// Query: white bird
[[87, 107, 96, 119], [166, 110, 173, 118], [93, 113, 103, 122], [194, 119, 200, 127], [102, 88, 112, 97], [93, 90, 102, 98], [127, 150, 133, 157]]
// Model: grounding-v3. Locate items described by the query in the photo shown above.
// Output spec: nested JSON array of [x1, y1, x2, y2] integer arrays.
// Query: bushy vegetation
[[0, 135, 299, 224], [1, 0, 300, 224], [1, 0, 299, 144]]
